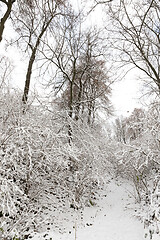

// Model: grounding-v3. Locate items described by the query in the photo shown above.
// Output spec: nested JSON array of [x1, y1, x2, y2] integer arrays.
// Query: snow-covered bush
[[0, 92, 111, 239], [114, 103, 160, 239]]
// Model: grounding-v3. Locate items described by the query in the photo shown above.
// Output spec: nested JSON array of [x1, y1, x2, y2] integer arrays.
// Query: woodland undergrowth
[[0, 91, 113, 239]]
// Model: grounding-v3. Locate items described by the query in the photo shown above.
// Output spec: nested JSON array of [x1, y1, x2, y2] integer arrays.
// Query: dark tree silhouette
[[0, 0, 16, 42]]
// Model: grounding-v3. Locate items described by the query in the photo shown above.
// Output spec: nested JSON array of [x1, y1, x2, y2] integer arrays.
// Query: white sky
[[111, 66, 143, 116]]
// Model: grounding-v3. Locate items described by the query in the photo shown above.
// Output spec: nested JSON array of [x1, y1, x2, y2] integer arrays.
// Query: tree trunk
[[75, 79, 82, 121], [22, 48, 36, 105], [0, 0, 13, 42], [22, 17, 53, 107], [68, 59, 76, 144], [68, 80, 73, 145]]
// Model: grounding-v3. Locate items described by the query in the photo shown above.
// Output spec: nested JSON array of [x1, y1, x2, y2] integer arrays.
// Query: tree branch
[[88, 0, 113, 14]]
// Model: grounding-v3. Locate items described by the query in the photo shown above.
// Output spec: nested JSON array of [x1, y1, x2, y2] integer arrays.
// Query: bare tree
[[89, 0, 113, 13], [107, 0, 160, 94], [11, 0, 66, 106], [0, 55, 13, 90], [114, 117, 127, 144], [0, 0, 16, 42], [41, 12, 112, 124], [114, 108, 145, 144]]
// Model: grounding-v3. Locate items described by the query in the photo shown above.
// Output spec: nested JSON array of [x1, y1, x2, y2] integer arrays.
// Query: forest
[[0, 0, 159, 239]]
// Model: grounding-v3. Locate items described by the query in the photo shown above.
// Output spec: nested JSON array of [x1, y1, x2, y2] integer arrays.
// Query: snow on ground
[[31, 179, 150, 240]]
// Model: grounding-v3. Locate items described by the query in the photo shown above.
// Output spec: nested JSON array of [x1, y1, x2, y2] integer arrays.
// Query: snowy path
[[32, 179, 145, 240], [76, 180, 144, 240]]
